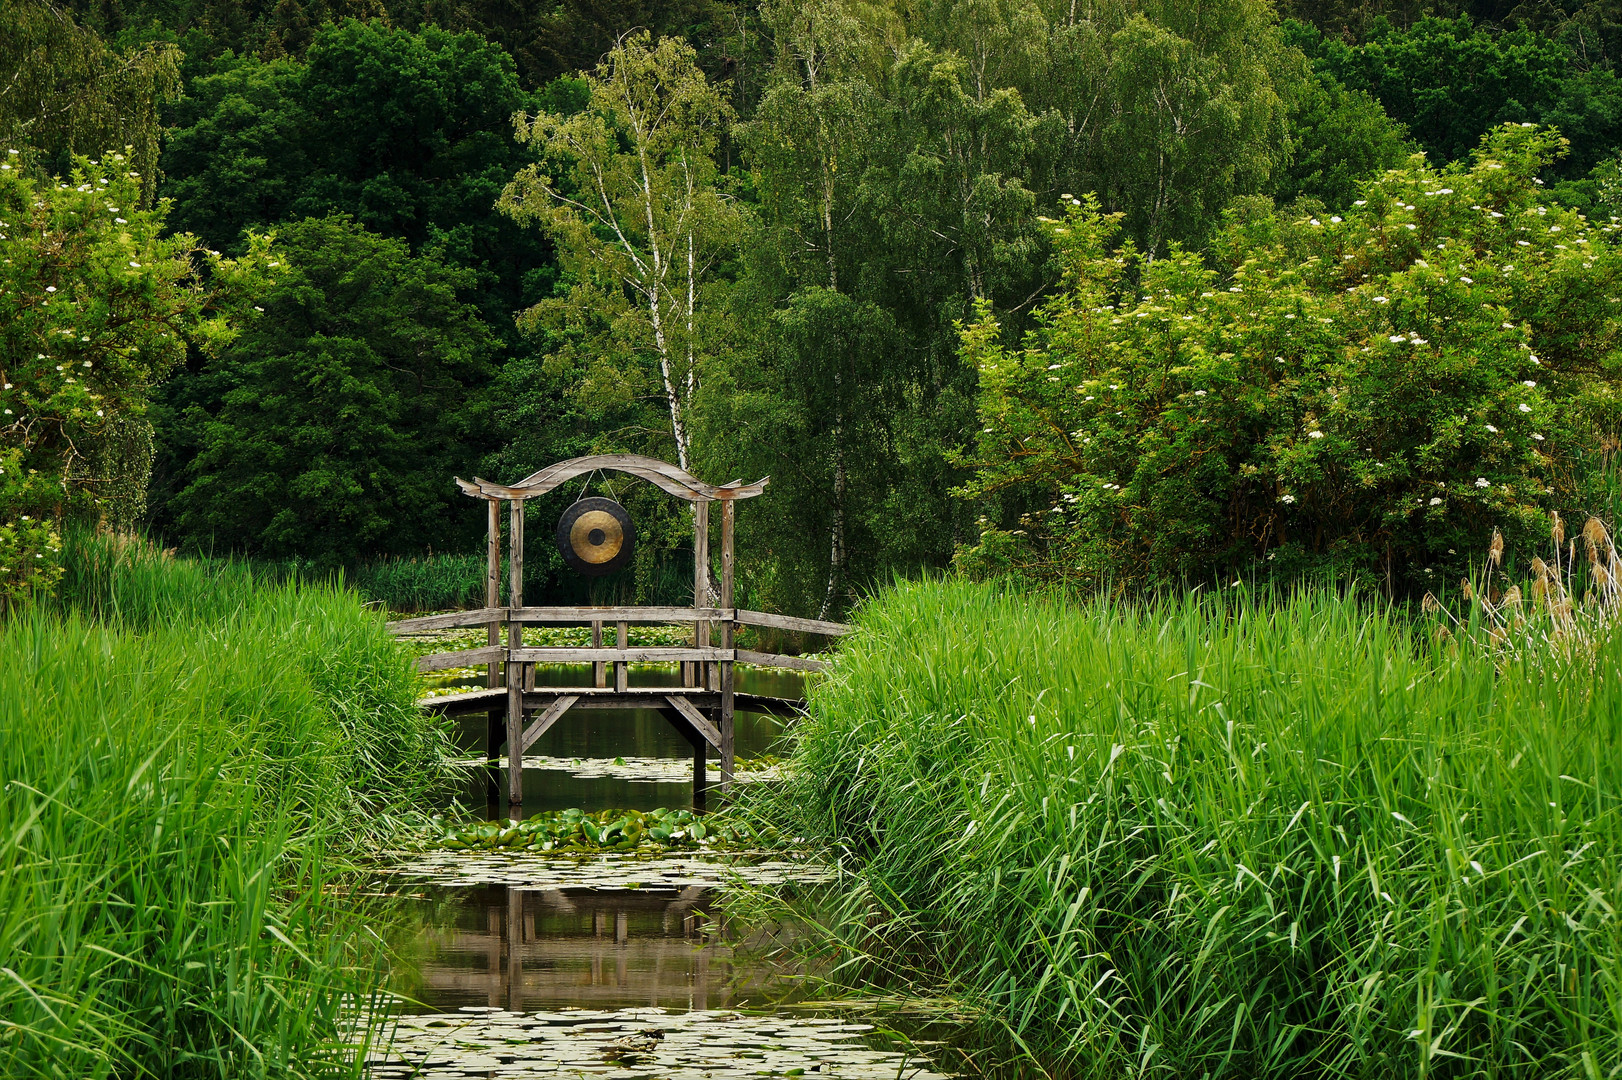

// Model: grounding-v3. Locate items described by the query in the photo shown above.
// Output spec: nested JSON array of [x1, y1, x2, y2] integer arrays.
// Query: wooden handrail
[[733, 609, 850, 637], [387, 606, 506, 633], [509, 605, 729, 623], [508, 646, 729, 664], [391, 605, 850, 634], [413, 643, 831, 674], [413, 645, 504, 672], [735, 648, 829, 673]]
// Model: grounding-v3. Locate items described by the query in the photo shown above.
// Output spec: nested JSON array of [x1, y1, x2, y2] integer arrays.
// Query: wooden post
[[615, 620, 629, 693], [591, 619, 605, 688], [693, 500, 709, 690], [719, 498, 735, 792], [506, 498, 525, 810], [485, 497, 501, 806]]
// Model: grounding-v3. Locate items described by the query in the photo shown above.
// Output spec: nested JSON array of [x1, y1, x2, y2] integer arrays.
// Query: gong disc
[[556, 497, 635, 577]]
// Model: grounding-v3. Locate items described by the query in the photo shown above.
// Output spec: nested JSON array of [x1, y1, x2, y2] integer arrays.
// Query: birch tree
[[743, 0, 891, 616], [500, 32, 737, 473]]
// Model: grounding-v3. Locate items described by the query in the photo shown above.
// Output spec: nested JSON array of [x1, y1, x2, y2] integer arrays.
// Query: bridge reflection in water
[[396, 885, 808, 1015]]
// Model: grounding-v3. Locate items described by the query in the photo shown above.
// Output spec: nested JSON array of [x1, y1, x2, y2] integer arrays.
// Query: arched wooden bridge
[[386, 454, 848, 810]]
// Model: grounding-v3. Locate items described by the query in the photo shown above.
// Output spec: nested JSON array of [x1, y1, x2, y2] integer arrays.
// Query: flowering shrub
[[0, 150, 269, 607], [959, 124, 1622, 591]]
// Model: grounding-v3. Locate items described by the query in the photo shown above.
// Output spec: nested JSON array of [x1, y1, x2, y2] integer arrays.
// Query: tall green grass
[[1, 534, 457, 1076], [757, 579, 1622, 1078]]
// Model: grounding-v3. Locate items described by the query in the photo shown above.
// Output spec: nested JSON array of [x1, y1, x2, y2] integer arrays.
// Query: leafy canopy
[[959, 124, 1622, 592], [500, 31, 738, 474], [157, 215, 496, 563], [0, 151, 268, 606]]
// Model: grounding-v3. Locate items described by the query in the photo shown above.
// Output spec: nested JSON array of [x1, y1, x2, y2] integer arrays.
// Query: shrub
[[0, 151, 269, 608], [959, 124, 1622, 593]]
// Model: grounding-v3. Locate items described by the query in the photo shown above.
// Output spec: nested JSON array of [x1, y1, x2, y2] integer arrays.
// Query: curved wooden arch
[[455, 453, 768, 503]]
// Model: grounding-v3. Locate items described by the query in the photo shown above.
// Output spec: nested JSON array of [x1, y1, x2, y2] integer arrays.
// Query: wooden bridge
[[387, 454, 848, 811]]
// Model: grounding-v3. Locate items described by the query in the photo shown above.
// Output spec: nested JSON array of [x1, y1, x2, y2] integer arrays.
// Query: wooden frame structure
[[388, 454, 848, 811]]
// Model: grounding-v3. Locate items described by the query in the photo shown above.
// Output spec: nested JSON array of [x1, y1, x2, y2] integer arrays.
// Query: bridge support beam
[[719, 499, 735, 792], [507, 498, 525, 811]]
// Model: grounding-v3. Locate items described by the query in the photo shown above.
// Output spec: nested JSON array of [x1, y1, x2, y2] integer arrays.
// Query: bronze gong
[[556, 497, 635, 576]]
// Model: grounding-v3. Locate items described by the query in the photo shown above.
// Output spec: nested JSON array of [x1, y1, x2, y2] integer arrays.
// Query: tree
[[0, 0, 181, 204], [1290, 16, 1622, 180], [960, 125, 1622, 593], [500, 31, 739, 473], [728, 0, 898, 614], [1273, 67, 1413, 209], [0, 151, 268, 605], [160, 20, 549, 330], [154, 215, 497, 562]]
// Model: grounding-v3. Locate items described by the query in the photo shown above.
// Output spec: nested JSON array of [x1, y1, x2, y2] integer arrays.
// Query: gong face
[[556, 497, 635, 576]]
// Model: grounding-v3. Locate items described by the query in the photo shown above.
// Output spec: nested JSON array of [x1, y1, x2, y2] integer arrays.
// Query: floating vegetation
[[379, 848, 832, 889], [366, 1006, 950, 1079], [448, 754, 785, 784], [436, 808, 770, 854]]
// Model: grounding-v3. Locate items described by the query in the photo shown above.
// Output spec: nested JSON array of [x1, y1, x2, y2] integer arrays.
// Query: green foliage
[[346, 551, 490, 612], [756, 577, 1622, 1076], [1290, 15, 1622, 181], [0, 0, 180, 204], [0, 152, 267, 607], [500, 31, 738, 475], [153, 214, 497, 563], [1, 531, 455, 1076], [160, 20, 549, 326], [1276, 69, 1414, 209], [959, 125, 1622, 592]]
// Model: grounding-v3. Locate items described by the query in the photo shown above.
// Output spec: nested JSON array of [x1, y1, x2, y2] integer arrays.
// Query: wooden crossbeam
[[665, 695, 722, 750], [508, 647, 729, 664], [518, 695, 579, 754], [736, 648, 829, 673], [387, 606, 509, 634], [511, 605, 727, 623], [734, 609, 851, 637], [458, 454, 768, 504], [415, 645, 503, 672]]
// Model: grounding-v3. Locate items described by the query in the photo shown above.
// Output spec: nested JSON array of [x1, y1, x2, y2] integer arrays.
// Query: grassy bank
[[1, 535, 456, 1077], [757, 579, 1622, 1078]]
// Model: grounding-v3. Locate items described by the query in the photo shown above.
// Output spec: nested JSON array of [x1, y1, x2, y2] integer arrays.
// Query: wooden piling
[[719, 498, 735, 792], [507, 498, 524, 810], [485, 497, 501, 806], [693, 743, 707, 813], [693, 500, 709, 690]]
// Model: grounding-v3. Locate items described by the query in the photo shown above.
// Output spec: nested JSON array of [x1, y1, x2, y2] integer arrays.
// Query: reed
[[1428, 514, 1622, 674], [0, 532, 458, 1076], [754, 578, 1622, 1078]]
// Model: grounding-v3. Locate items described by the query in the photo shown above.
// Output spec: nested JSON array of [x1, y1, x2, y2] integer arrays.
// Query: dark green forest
[[8, 0, 1622, 613]]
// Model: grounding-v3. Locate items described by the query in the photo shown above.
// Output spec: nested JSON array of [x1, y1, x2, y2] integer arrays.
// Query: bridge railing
[[387, 606, 849, 680]]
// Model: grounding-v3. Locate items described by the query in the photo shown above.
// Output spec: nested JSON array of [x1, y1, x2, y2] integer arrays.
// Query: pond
[[367, 662, 964, 1079]]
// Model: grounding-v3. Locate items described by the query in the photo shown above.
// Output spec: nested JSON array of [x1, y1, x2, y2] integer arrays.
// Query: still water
[[375, 665, 958, 1078], [390, 884, 808, 1015], [396, 662, 814, 1014], [434, 664, 803, 813]]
